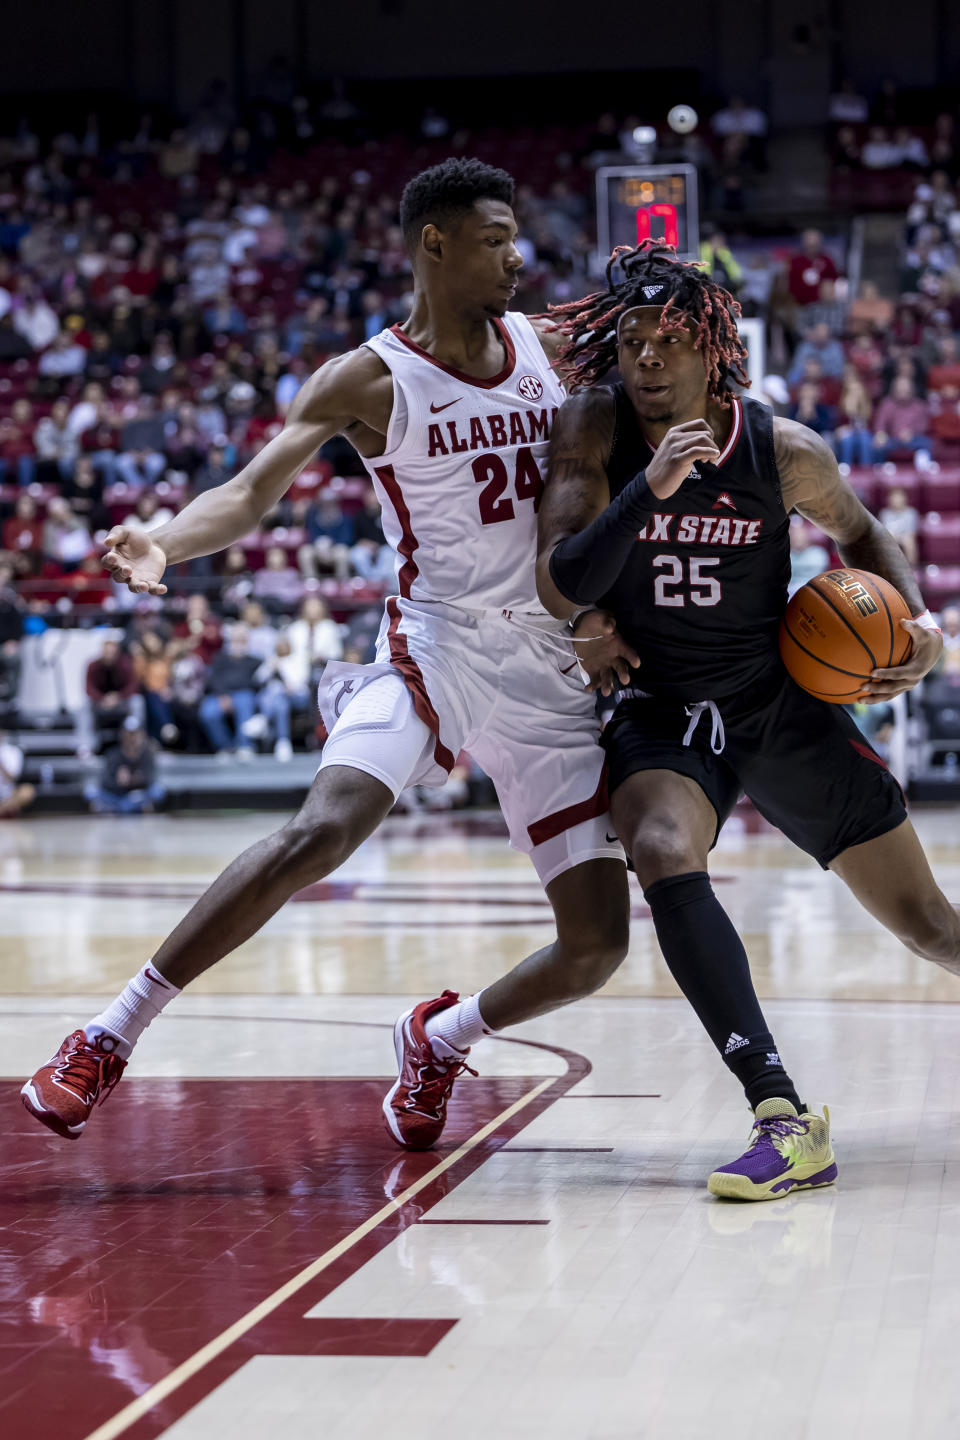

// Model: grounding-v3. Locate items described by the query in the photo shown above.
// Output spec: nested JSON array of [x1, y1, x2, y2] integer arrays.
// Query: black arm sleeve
[[547, 470, 660, 606]]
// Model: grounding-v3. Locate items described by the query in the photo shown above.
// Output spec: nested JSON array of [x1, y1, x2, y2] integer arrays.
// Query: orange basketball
[[779, 568, 913, 703]]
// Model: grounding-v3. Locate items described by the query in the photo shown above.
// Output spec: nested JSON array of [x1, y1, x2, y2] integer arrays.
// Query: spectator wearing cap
[[84, 716, 165, 814], [787, 230, 839, 309], [872, 376, 932, 464]]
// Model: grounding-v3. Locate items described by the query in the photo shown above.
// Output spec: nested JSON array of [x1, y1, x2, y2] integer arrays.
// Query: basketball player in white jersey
[[22, 159, 635, 1148]]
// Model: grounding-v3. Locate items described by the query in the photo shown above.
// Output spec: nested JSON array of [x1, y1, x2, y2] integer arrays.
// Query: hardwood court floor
[[2, 807, 960, 1440]]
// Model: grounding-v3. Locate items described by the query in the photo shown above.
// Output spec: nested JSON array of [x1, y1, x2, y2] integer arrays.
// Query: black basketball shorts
[[602, 670, 908, 869]]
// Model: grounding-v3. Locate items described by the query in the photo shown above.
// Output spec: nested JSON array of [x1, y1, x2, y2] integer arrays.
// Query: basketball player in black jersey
[[536, 241, 956, 1200]]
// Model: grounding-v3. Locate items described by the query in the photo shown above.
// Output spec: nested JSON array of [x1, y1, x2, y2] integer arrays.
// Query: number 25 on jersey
[[653, 555, 722, 607]]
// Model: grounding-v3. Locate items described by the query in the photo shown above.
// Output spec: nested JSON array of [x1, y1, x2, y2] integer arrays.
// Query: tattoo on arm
[[774, 417, 924, 613], [538, 393, 615, 549]]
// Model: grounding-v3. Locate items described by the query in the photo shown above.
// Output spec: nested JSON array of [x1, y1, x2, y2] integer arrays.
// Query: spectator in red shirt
[[929, 383, 960, 453], [872, 376, 932, 463], [788, 229, 839, 308], [0, 399, 37, 486], [121, 247, 160, 303], [85, 638, 139, 744], [2, 494, 42, 559], [927, 335, 960, 394], [172, 592, 223, 664], [846, 331, 886, 396]]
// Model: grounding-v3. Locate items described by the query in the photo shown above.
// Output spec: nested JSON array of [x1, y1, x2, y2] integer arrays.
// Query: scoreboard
[[596, 165, 700, 263]]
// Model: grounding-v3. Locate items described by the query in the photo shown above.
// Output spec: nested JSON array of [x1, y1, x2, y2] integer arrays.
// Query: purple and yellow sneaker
[[707, 1098, 837, 1201]]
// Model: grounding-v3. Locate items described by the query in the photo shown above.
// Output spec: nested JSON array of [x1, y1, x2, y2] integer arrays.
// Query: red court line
[[36, 1021, 590, 1440]]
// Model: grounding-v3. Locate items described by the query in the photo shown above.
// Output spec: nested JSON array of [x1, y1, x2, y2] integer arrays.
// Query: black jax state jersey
[[601, 387, 791, 704]]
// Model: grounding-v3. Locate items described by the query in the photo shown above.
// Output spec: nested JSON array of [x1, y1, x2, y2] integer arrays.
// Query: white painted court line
[[81, 1076, 555, 1440]]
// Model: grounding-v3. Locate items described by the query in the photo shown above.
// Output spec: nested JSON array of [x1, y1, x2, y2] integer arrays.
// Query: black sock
[[644, 871, 803, 1114]]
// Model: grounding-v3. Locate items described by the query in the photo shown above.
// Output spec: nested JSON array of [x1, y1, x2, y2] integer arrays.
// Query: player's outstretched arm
[[774, 416, 942, 700], [103, 350, 389, 595]]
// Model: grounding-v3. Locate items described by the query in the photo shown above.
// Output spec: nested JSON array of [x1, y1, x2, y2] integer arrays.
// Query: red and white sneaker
[[21, 1030, 127, 1139], [382, 991, 476, 1151]]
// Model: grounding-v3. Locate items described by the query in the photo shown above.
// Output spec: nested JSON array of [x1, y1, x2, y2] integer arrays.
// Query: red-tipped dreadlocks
[[540, 240, 750, 401]]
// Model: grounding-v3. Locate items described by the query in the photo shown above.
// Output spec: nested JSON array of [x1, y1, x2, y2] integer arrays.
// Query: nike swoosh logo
[[429, 399, 460, 413], [558, 661, 578, 675], [605, 833, 620, 845]]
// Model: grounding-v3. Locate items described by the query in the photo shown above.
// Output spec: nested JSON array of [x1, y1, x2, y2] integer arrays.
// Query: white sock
[[84, 963, 181, 1060], [424, 991, 494, 1059]]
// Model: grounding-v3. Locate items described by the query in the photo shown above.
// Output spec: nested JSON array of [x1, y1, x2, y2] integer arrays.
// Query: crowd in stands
[[0, 72, 956, 811]]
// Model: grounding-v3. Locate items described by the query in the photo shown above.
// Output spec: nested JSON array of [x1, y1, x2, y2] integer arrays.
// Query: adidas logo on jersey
[[713, 492, 737, 511], [724, 1032, 750, 1055], [688, 464, 701, 480]]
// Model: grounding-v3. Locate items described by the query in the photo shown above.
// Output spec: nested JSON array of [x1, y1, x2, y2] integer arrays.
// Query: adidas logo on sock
[[724, 1032, 749, 1055], [766, 1052, 782, 1067]]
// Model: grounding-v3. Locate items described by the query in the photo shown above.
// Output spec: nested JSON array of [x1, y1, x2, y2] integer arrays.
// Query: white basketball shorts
[[317, 596, 625, 888]]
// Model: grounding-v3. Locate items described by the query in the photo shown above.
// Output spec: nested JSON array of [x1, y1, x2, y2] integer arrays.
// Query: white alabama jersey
[[361, 312, 565, 612]]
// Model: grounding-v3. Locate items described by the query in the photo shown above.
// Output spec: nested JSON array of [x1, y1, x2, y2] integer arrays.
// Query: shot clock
[[596, 165, 700, 263]]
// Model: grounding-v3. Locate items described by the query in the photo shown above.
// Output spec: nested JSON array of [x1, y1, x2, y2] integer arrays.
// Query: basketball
[[779, 569, 913, 703]]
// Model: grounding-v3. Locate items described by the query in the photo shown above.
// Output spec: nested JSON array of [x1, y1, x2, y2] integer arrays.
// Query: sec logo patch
[[517, 374, 544, 401]]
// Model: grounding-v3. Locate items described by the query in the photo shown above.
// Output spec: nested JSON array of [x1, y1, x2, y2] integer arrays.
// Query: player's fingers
[[869, 664, 919, 681], [152, 583, 168, 595], [104, 526, 128, 550], [618, 641, 641, 668], [672, 441, 721, 463]]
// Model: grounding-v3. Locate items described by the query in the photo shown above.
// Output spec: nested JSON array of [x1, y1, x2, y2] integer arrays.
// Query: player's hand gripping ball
[[779, 568, 913, 703]]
